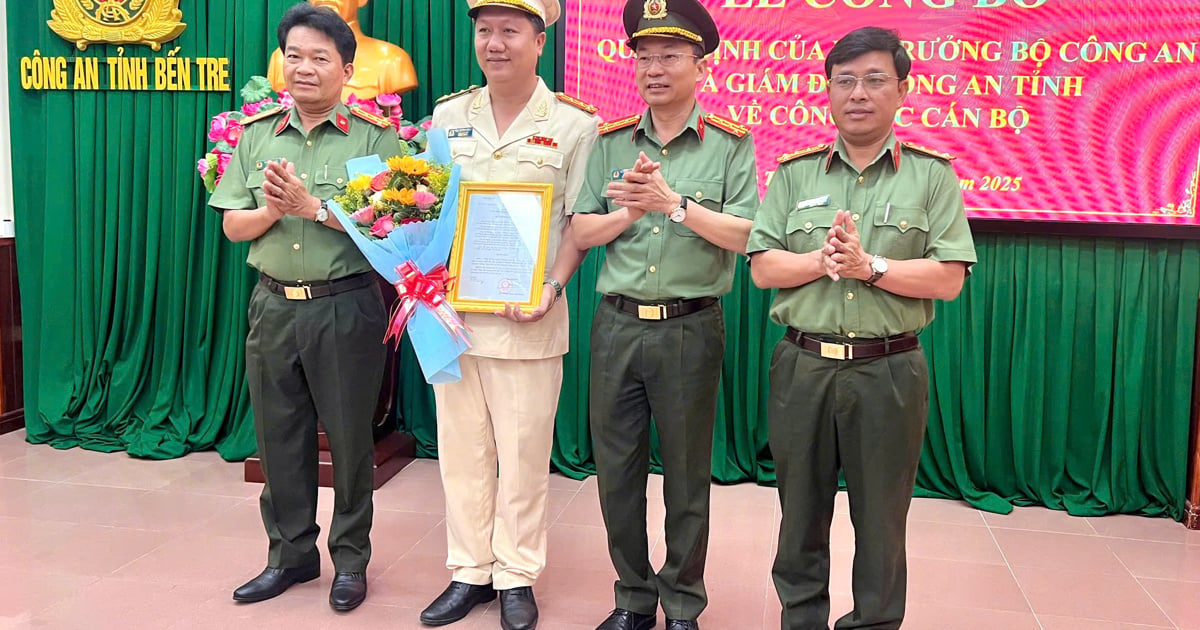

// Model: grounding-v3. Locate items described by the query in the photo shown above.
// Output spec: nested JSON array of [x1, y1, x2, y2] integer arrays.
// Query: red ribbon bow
[[384, 261, 470, 348]]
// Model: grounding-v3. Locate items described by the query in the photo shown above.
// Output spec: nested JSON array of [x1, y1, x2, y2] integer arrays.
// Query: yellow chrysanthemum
[[396, 155, 431, 177], [348, 174, 373, 192], [383, 188, 418, 205]]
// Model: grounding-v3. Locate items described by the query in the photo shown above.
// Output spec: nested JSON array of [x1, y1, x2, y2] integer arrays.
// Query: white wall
[[0, 0, 14, 239]]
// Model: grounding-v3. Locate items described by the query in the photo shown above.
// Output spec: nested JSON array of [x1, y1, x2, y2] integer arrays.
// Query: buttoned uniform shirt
[[210, 103, 402, 283], [572, 103, 758, 301], [746, 132, 977, 338], [432, 78, 600, 359]]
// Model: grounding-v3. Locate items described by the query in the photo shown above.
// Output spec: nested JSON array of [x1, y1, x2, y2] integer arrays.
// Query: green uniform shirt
[[747, 133, 977, 338], [573, 104, 758, 301], [209, 103, 402, 283]]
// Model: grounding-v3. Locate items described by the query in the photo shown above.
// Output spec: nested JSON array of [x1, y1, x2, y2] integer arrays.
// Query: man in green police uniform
[[209, 3, 401, 613], [572, 2, 758, 629], [747, 27, 977, 630]]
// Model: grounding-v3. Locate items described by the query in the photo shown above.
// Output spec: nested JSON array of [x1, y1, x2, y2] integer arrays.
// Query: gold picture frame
[[448, 182, 554, 314]]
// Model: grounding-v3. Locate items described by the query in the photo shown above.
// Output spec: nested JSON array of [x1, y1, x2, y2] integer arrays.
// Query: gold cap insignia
[[643, 0, 667, 20]]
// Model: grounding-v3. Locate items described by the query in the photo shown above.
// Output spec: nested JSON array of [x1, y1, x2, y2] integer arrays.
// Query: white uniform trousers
[[432, 353, 563, 589]]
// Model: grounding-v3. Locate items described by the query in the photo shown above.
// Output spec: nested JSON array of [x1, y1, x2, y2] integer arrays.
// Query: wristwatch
[[314, 199, 329, 223], [669, 195, 688, 223], [544, 278, 564, 303], [866, 255, 888, 286]]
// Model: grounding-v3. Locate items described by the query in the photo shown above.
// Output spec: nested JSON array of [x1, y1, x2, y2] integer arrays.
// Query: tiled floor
[[2, 428, 1200, 629]]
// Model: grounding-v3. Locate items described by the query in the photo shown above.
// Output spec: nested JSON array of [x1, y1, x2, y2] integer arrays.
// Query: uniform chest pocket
[[872, 204, 929, 259], [676, 178, 724, 210], [246, 171, 267, 190], [517, 145, 564, 170], [450, 140, 477, 162], [315, 166, 349, 194], [785, 208, 835, 253]]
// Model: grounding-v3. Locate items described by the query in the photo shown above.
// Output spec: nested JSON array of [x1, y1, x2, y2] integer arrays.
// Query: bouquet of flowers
[[197, 76, 432, 193], [330, 129, 470, 384]]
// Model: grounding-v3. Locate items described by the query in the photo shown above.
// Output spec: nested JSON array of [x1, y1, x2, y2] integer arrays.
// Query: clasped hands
[[821, 210, 873, 282], [605, 151, 681, 218], [262, 159, 321, 221]]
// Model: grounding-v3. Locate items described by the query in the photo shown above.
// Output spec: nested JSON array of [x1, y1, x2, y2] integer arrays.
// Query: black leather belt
[[784, 328, 918, 361], [259, 272, 373, 301], [603, 294, 718, 321]]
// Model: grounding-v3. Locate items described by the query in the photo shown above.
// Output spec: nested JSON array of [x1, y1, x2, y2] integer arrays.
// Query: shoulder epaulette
[[901, 141, 955, 161], [556, 92, 599, 115], [598, 114, 641, 135], [351, 108, 393, 128], [704, 114, 749, 138], [239, 106, 286, 126], [777, 144, 829, 164], [436, 85, 480, 105]]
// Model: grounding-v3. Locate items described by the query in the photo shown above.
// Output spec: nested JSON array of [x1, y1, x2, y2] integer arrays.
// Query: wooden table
[[0, 237, 23, 435]]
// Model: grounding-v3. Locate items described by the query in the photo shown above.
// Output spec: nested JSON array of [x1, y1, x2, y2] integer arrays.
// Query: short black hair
[[825, 27, 910, 80], [277, 3, 357, 65]]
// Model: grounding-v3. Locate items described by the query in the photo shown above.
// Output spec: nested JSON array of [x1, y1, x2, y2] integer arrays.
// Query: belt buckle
[[819, 341, 852, 360], [637, 304, 667, 320], [283, 285, 313, 300]]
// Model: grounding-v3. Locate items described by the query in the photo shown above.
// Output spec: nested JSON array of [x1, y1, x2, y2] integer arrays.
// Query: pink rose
[[399, 125, 420, 141], [420, 119, 433, 131], [348, 94, 382, 115], [350, 206, 376, 226], [376, 93, 402, 109], [216, 152, 232, 174], [369, 215, 395, 237], [277, 91, 294, 109], [413, 190, 438, 210], [207, 115, 228, 143], [223, 120, 244, 146], [196, 158, 210, 176], [242, 99, 271, 116]]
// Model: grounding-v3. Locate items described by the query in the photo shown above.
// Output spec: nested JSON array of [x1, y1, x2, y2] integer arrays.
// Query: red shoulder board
[[599, 114, 641, 135], [901, 141, 955, 161], [351, 108, 394, 128], [239, 106, 286, 126], [705, 114, 749, 138], [556, 92, 599, 115], [777, 144, 829, 165]]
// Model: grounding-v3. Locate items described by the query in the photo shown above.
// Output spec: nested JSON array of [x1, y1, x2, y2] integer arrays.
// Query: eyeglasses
[[829, 73, 900, 92], [635, 53, 700, 69]]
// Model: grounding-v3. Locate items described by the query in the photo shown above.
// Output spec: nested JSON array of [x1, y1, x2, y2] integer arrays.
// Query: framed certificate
[[448, 182, 554, 313]]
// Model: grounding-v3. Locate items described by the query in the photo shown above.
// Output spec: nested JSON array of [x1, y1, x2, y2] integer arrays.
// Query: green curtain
[[9, 2, 1198, 520]]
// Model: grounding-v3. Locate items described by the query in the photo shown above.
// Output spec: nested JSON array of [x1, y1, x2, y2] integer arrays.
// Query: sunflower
[[396, 155, 431, 177], [382, 188, 418, 205], [386, 155, 407, 172]]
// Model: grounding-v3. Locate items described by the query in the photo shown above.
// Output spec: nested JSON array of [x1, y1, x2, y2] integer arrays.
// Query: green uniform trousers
[[589, 298, 725, 621], [245, 277, 388, 573], [769, 339, 929, 630]]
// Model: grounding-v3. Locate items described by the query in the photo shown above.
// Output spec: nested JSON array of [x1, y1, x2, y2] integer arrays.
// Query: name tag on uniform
[[447, 128, 474, 138], [796, 194, 831, 210], [254, 158, 284, 171], [611, 169, 627, 180]]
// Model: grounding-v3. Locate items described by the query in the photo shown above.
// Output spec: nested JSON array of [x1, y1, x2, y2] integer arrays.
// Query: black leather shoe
[[665, 620, 698, 630], [596, 608, 657, 630], [420, 581, 497, 626], [499, 586, 538, 630], [232, 565, 320, 603], [329, 572, 367, 611]]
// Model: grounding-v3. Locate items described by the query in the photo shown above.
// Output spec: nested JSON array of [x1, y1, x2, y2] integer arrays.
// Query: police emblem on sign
[[48, 0, 188, 51]]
